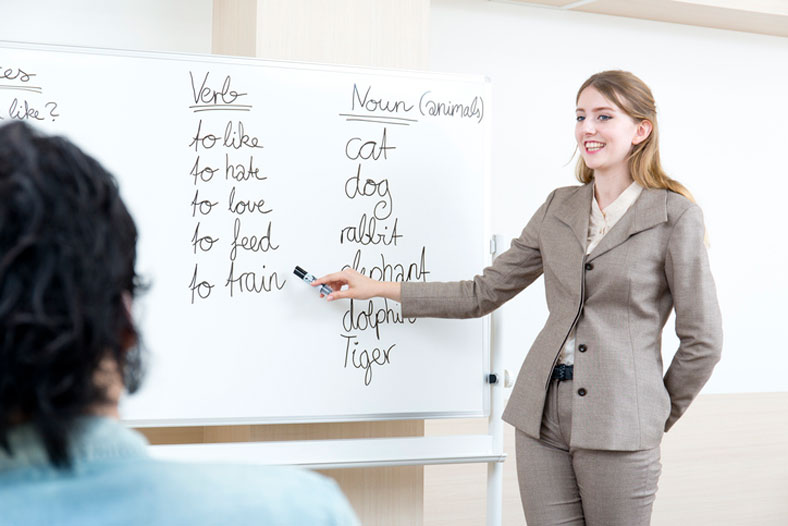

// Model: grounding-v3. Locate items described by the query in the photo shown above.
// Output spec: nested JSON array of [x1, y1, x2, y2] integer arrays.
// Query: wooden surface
[[506, 0, 788, 37], [424, 392, 788, 525], [255, 0, 430, 68], [321, 465, 423, 525], [212, 0, 256, 57], [424, 416, 523, 525], [652, 392, 788, 525]]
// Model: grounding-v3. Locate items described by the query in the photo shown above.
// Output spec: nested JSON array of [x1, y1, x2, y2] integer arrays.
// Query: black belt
[[551, 364, 573, 381]]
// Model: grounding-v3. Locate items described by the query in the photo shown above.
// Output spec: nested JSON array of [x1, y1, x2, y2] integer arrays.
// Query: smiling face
[[575, 86, 651, 178]]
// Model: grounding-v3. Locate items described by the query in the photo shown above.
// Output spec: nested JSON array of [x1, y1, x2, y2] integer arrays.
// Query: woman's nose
[[580, 119, 595, 134]]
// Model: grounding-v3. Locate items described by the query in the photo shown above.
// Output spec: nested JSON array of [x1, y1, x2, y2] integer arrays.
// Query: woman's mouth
[[585, 141, 605, 153]]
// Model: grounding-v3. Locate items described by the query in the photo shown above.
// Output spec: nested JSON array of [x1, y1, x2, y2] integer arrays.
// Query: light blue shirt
[[0, 417, 359, 526]]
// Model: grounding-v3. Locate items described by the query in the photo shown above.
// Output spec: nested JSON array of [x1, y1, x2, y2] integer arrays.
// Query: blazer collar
[[556, 182, 668, 261], [555, 183, 593, 251]]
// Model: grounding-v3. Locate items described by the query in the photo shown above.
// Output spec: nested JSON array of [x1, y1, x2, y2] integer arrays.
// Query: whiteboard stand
[[487, 233, 506, 526]]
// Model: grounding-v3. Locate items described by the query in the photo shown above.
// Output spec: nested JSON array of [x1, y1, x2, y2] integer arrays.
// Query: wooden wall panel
[[255, 0, 430, 69], [211, 0, 256, 56]]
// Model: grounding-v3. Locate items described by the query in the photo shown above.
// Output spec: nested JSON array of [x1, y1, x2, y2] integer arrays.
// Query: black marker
[[294, 266, 333, 296]]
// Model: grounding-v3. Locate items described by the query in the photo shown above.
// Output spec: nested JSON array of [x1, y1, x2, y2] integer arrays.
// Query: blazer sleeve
[[400, 189, 557, 319], [663, 204, 723, 432]]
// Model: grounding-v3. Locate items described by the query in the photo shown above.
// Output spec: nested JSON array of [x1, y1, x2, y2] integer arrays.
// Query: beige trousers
[[515, 378, 662, 526]]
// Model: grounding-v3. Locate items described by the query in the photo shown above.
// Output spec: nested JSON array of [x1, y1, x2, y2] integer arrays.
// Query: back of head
[[0, 121, 142, 468]]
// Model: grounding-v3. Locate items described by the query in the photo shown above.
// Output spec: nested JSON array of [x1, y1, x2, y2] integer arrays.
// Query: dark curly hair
[[0, 121, 144, 468]]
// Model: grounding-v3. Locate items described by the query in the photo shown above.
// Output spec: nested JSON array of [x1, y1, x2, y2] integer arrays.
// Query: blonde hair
[[574, 70, 695, 203]]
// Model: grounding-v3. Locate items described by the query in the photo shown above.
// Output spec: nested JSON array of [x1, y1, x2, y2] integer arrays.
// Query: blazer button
[[578, 388, 587, 396], [585, 263, 594, 271], [578, 344, 587, 353]]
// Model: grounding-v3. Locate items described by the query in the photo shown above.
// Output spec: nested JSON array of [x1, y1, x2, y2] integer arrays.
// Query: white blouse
[[558, 180, 643, 365]]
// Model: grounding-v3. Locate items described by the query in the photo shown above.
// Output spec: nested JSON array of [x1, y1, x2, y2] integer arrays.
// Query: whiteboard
[[0, 41, 491, 426]]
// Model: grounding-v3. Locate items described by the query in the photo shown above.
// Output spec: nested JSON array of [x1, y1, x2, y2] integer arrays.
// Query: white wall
[[3, 0, 786, 395], [0, 0, 212, 53], [430, 0, 788, 394]]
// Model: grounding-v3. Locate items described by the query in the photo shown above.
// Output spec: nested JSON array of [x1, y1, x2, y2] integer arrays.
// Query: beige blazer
[[401, 182, 722, 451]]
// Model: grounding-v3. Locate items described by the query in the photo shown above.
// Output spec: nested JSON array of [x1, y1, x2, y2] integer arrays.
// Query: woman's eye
[[576, 115, 585, 122], [598, 115, 612, 121]]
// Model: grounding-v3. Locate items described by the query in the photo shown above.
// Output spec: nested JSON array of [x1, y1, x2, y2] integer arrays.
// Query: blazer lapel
[[555, 183, 594, 252], [587, 187, 668, 262]]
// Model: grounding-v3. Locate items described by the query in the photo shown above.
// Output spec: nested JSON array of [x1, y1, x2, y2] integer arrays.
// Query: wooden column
[[254, 0, 430, 69], [211, 0, 257, 57]]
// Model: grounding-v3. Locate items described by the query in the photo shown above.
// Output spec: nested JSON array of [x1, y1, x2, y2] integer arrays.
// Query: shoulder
[[537, 184, 588, 215], [113, 460, 359, 525], [551, 184, 587, 201], [180, 462, 356, 518], [663, 190, 703, 227], [0, 459, 359, 525]]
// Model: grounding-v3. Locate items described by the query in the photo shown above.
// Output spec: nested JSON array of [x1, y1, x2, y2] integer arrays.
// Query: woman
[[315, 70, 722, 525]]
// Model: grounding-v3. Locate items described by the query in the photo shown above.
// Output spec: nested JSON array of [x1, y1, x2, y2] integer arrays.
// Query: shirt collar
[[0, 416, 149, 471], [591, 180, 643, 225]]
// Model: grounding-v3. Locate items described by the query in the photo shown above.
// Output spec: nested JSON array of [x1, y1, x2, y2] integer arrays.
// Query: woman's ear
[[633, 119, 653, 145]]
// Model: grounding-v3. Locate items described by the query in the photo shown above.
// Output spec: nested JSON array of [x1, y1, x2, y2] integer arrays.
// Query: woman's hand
[[313, 269, 401, 302]]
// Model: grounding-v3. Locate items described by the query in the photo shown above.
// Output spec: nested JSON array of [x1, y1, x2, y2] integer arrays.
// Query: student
[[0, 121, 359, 526], [315, 70, 722, 526]]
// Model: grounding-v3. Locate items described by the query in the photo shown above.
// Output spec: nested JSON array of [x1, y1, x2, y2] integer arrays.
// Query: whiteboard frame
[[0, 40, 494, 427]]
